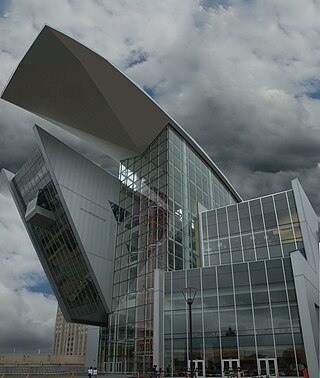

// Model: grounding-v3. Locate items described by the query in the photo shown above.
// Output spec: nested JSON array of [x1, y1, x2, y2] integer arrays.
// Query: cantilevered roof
[[1, 25, 241, 201]]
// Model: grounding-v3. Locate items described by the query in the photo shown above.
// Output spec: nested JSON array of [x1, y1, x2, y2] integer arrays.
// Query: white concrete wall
[[291, 179, 319, 378], [85, 326, 100, 368], [0, 354, 85, 365]]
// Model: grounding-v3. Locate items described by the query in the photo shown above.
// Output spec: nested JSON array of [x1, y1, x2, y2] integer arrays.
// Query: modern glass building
[[164, 186, 318, 377], [108, 126, 237, 373], [1, 26, 319, 377]]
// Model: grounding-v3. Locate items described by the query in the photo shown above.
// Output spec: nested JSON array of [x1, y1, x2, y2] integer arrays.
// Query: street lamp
[[181, 287, 198, 378]]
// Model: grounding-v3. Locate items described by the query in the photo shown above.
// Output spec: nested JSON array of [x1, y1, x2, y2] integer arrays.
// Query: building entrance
[[194, 360, 205, 378], [106, 361, 123, 373], [257, 358, 278, 377], [188, 359, 205, 378], [222, 359, 240, 377]]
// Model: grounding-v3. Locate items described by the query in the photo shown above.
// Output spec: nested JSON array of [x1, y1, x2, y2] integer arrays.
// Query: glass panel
[[266, 259, 284, 283], [237, 308, 254, 332], [279, 224, 295, 241], [262, 197, 277, 228], [231, 361, 238, 370], [229, 219, 240, 236], [274, 193, 291, 225], [277, 346, 296, 376], [268, 359, 275, 374], [197, 361, 203, 376], [218, 265, 233, 288], [236, 293, 251, 306], [234, 263, 249, 288], [287, 191, 299, 222], [217, 207, 227, 222], [203, 310, 219, 334], [201, 214, 208, 240], [173, 338, 187, 376], [220, 309, 236, 335], [172, 311, 186, 334], [207, 213, 218, 239], [253, 231, 267, 248], [220, 238, 231, 264], [209, 253, 220, 266], [202, 268, 217, 309], [255, 246, 269, 260], [254, 307, 272, 331], [218, 222, 229, 237], [272, 304, 291, 333], [242, 235, 255, 261], [230, 236, 243, 262], [260, 360, 267, 374], [266, 230, 282, 258], [250, 261, 267, 285], [239, 203, 251, 233], [250, 199, 264, 231], [257, 334, 274, 348]]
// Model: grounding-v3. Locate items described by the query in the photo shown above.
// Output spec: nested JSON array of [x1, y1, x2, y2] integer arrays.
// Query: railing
[[0, 365, 86, 375]]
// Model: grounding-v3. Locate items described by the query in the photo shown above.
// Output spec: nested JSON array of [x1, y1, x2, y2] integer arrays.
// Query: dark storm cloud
[[154, 81, 320, 210], [130, 0, 320, 212], [190, 98, 320, 174], [190, 102, 320, 208], [0, 103, 36, 173]]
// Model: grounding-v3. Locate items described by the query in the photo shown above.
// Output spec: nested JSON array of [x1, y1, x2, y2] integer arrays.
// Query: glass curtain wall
[[168, 128, 236, 270], [98, 326, 108, 371], [201, 191, 304, 267], [12, 149, 104, 320], [109, 127, 169, 373], [108, 125, 237, 374], [164, 258, 307, 377]]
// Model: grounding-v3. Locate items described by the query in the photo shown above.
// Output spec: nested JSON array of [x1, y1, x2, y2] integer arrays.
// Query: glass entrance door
[[258, 358, 278, 377], [188, 360, 205, 378], [195, 360, 205, 378], [222, 359, 240, 377]]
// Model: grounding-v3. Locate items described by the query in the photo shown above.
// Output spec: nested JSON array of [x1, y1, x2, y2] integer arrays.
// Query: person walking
[[93, 367, 98, 377], [88, 366, 93, 378]]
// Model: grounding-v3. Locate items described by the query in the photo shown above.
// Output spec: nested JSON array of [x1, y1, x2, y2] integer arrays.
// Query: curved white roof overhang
[[1, 25, 241, 202]]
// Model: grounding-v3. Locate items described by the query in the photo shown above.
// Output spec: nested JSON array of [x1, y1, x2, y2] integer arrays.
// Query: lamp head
[[181, 287, 198, 305]]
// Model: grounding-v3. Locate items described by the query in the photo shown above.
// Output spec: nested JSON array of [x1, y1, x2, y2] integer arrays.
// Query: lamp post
[[181, 287, 198, 378]]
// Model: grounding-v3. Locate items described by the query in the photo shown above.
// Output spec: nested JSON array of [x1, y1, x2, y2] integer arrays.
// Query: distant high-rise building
[[52, 307, 87, 357]]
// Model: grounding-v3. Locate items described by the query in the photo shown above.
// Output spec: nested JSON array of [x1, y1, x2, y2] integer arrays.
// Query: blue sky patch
[[143, 85, 156, 98], [200, 0, 231, 8], [0, 0, 11, 16], [302, 79, 320, 99], [306, 91, 320, 99], [29, 281, 54, 296], [127, 50, 148, 68]]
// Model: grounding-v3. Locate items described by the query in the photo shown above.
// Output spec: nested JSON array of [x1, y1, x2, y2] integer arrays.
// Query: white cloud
[[0, 190, 57, 353], [0, 284, 56, 354], [0, 192, 43, 287]]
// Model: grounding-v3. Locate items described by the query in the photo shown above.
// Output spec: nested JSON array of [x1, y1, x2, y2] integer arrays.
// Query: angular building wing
[[2, 126, 119, 325]]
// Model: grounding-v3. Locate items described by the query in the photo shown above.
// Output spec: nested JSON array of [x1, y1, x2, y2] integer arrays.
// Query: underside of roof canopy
[[1, 25, 241, 201]]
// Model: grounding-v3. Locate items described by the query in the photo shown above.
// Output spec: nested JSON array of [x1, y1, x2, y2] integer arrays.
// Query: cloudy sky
[[0, 0, 320, 354]]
